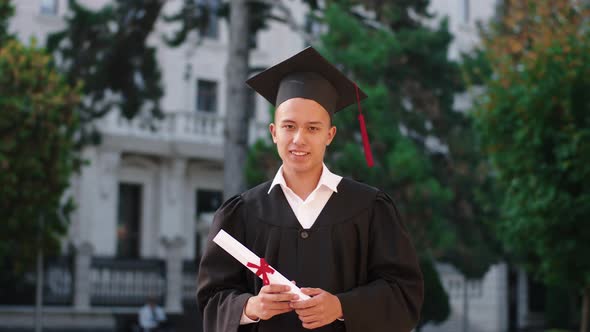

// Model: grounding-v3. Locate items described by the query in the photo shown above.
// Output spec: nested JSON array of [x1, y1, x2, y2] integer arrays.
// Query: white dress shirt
[[268, 163, 342, 229], [241, 164, 342, 324]]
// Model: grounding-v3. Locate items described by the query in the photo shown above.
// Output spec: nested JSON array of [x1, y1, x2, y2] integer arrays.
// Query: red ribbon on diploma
[[247, 258, 275, 285]]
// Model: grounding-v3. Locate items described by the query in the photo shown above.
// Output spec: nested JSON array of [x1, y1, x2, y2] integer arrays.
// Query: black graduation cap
[[246, 46, 374, 167], [245, 46, 368, 115]]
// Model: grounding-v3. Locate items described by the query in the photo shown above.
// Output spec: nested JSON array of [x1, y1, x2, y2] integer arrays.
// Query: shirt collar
[[268, 164, 341, 194]]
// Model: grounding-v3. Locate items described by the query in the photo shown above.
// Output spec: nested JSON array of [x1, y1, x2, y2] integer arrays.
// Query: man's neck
[[282, 166, 323, 201]]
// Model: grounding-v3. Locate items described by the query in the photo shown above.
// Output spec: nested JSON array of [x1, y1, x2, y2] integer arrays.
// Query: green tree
[[0, 24, 82, 302], [47, 0, 165, 143], [469, 1, 590, 331], [246, 2, 501, 327], [0, 0, 13, 43]]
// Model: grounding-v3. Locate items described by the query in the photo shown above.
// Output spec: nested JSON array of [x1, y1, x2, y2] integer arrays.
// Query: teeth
[[291, 151, 308, 156]]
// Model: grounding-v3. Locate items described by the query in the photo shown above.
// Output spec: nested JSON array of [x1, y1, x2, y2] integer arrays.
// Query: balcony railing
[[99, 111, 224, 144], [98, 110, 270, 146]]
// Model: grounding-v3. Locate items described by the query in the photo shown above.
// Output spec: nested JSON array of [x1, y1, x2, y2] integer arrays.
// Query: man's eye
[[309, 127, 319, 131], [283, 125, 294, 129]]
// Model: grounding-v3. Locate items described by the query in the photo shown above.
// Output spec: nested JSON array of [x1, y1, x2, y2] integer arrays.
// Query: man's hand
[[290, 288, 343, 329], [244, 284, 299, 321]]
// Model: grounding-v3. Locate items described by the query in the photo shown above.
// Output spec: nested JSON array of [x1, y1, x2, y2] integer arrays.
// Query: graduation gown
[[196, 178, 424, 332]]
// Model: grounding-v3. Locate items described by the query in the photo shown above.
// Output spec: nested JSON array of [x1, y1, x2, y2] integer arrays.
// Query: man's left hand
[[290, 287, 343, 329]]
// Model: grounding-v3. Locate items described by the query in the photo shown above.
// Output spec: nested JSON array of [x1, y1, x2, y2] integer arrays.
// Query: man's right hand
[[244, 284, 299, 321]]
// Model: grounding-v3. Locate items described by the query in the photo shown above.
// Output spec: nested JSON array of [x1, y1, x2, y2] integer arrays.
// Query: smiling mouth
[[290, 151, 309, 156]]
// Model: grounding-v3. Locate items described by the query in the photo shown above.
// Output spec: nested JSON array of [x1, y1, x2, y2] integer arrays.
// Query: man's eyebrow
[[278, 119, 326, 126]]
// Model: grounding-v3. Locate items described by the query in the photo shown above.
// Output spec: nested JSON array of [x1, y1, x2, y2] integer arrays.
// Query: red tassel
[[355, 84, 374, 167]]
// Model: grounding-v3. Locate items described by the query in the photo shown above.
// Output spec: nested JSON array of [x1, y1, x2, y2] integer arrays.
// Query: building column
[[162, 236, 185, 313], [495, 263, 509, 332], [75, 147, 100, 249], [75, 148, 121, 256], [97, 150, 121, 256], [73, 241, 94, 311], [517, 267, 529, 330], [159, 159, 187, 240]]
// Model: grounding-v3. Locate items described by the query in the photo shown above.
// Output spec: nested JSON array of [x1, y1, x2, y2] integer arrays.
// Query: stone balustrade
[[98, 110, 269, 147]]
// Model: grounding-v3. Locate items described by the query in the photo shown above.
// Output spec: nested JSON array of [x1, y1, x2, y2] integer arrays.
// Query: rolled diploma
[[213, 229, 310, 301]]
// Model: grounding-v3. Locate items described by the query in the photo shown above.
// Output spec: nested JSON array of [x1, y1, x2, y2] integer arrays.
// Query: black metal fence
[[44, 255, 74, 305], [1, 256, 201, 309], [90, 257, 165, 307]]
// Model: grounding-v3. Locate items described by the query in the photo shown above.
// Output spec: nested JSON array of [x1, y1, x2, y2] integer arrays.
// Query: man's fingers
[[301, 287, 323, 296], [259, 300, 292, 311], [262, 292, 298, 303], [291, 288, 341, 329], [290, 296, 318, 309], [257, 307, 293, 320], [261, 284, 291, 294]]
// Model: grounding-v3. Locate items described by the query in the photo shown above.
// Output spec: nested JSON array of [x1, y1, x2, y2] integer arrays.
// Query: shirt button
[[300, 230, 309, 239]]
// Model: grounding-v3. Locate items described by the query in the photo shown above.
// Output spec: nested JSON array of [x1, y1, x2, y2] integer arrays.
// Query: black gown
[[196, 178, 424, 332]]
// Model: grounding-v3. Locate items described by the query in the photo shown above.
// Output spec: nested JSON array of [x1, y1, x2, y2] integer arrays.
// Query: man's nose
[[292, 128, 306, 145]]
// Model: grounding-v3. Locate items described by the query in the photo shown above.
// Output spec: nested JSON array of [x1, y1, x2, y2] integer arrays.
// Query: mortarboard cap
[[245, 46, 367, 115], [246, 46, 374, 167]]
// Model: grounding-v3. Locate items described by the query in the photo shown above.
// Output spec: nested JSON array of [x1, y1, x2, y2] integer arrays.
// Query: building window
[[117, 183, 142, 259], [196, 189, 222, 218], [196, 79, 218, 113], [195, 189, 223, 257], [40, 0, 59, 16], [462, 0, 470, 23], [199, 0, 220, 39]]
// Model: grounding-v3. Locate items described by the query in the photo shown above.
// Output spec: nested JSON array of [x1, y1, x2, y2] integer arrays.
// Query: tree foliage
[[47, 0, 164, 143], [163, 0, 278, 48], [163, 0, 322, 51], [470, 0, 590, 327], [0, 0, 14, 44], [0, 37, 82, 273]]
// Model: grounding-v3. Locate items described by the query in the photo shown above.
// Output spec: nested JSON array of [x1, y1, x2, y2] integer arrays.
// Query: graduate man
[[196, 47, 423, 332]]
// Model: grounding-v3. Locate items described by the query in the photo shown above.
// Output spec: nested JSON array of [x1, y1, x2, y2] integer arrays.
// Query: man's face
[[269, 98, 336, 177]]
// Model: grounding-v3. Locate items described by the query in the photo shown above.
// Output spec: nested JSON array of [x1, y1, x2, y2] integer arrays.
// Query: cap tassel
[[355, 83, 374, 167]]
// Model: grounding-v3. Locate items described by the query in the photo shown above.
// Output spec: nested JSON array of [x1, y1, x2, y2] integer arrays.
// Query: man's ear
[[269, 123, 278, 143], [326, 125, 337, 146]]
